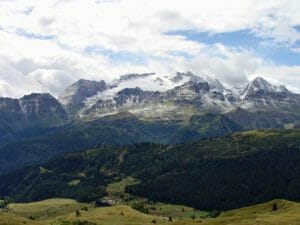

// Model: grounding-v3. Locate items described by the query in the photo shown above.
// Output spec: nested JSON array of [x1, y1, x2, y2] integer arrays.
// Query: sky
[[0, 0, 300, 98]]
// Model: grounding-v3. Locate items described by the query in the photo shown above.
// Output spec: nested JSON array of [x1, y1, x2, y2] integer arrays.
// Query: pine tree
[[272, 202, 278, 211]]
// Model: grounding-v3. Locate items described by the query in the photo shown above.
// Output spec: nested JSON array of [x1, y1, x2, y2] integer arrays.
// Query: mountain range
[[0, 72, 299, 175], [59, 71, 300, 121], [1, 72, 299, 136]]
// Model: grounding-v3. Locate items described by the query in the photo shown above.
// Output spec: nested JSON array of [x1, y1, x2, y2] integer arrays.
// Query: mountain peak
[[72, 79, 106, 88], [241, 77, 291, 99], [251, 77, 273, 91], [277, 85, 290, 93], [59, 79, 107, 110], [21, 93, 54, 100]]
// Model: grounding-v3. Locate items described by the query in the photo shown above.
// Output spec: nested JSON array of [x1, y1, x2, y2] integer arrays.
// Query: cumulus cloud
[[0, 0, 299, 98]]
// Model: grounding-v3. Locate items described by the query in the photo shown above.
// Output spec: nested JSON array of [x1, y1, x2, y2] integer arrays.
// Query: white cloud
[[0, 0, 299, 97]]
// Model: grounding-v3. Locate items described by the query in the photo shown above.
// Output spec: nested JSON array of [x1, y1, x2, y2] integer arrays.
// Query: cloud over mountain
[[0, 0, 299, 97]]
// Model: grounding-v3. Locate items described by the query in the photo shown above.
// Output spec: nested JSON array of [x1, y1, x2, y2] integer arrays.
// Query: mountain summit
[[242, 77, 290, 98], [0, 93, 69, 142], [59, 79, 107, 113], [59, 72, 299, 121]]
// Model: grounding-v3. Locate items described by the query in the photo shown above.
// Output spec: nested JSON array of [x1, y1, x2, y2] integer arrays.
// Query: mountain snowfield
[[58, 71, 300, 121]]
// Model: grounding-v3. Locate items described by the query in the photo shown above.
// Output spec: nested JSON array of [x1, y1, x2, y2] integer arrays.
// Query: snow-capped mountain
[[59, 72, 300, 121], [59, 79, 107, 113], [239, 77, 299, 111], [241, 77, 290, 99]]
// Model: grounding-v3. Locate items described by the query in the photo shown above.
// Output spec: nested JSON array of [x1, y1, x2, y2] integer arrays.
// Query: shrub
[[272, 203, 278, 211], [131, 202, 149, 214], [0, 200, 8, 209], [28, 216, 35, 220]]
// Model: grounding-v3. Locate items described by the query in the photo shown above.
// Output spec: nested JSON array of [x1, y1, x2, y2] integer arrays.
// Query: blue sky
[[166, 30, 300, 66], [84, 29, 300, 67], [0, 0, 300, 97]]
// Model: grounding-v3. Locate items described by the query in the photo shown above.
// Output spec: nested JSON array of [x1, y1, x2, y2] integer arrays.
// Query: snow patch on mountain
[[58, 72, 298, 120], [240, 77, 290, 99]]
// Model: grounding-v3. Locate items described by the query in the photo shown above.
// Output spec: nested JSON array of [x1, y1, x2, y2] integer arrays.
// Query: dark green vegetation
[[0, 112, 244, 175], [0, 112, 176, 175], [0, 109, 300, 177], [1, 130, 299, 211]]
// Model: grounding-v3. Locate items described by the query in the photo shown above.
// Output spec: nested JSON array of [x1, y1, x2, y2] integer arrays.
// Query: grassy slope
[[7, 198, 90, 220], [0, 213, 43, 225], [2, 199, 300, 225], [106, 177, 140, 196], [201, 199, 300, 225], [50, 205, 167, 225]]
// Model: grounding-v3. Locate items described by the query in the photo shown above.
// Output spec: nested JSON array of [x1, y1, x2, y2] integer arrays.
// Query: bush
[[0, 200, 8, 209], [208, 210, 221, 218], [28, 216, 35, 220], [272, 203, 278, 211], [131, 202, 149, 214]]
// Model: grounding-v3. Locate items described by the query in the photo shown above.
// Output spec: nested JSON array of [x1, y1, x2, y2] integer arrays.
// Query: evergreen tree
[[272, 202, 278, 211]]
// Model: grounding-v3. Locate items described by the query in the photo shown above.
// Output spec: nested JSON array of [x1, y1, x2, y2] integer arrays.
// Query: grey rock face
[[0, 93, 69, 142], [82, 87, 161, 116], [240, 77, 299, 112], [20, 93, 69, 121], [58, 72, 300, 122], [59, 79, 107, 113]]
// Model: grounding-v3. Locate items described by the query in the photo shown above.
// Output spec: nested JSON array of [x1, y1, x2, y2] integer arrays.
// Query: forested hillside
[[1, 130, 299, 210]]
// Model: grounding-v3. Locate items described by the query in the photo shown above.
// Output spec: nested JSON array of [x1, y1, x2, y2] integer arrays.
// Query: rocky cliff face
[[19, 93, 69, 122], [59, 79, 107, 113], [0, 93, 69, 142], [59, 72, 300, 124], [239, 77, 299, 112]]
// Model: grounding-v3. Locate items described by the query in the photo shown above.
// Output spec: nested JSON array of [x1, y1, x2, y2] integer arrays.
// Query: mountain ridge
[[58, 72, 299, 121], [0, 93, 69, 143]]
